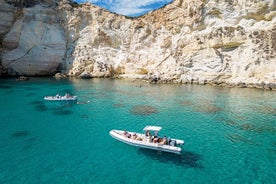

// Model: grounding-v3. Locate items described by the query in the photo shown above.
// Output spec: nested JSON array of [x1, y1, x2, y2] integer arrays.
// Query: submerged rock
[[130, 105, 158, 115]]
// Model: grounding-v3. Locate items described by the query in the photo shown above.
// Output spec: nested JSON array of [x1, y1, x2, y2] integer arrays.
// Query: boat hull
[[109, 130, 183, 154]]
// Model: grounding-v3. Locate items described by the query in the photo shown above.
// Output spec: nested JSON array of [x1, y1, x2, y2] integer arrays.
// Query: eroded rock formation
[[0, 0, 275, 90]]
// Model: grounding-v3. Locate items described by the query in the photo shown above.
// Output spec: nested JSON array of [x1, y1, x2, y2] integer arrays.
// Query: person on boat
[[132, 133, 137, 140], [151, 131, 159, 143], [167, 137, 171, 145], [136, 136, 143, 141], [123, 130, 131, 138], [145, 130, 151, 137], [153, 137, 159, 143], [159, 136, 167, 145]]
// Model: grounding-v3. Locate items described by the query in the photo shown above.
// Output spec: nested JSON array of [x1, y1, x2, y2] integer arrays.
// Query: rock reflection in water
[[130, 105, 158, 115]]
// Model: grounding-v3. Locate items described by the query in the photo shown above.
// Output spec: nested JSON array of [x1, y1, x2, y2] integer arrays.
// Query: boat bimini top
[[143, 126, 162, 132]]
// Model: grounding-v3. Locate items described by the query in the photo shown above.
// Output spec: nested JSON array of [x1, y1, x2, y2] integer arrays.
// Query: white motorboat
[[44, 93, 77, 101], [109, 126, 184, 154]]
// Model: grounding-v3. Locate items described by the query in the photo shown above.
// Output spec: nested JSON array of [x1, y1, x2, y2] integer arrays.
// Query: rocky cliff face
[[0, 0, 275, 89], [0, 0, 66, 75]]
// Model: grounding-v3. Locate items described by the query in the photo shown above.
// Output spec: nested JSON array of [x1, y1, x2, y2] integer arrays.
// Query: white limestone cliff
[[0, 0, 275, 90], [0, 0, 66, 75]]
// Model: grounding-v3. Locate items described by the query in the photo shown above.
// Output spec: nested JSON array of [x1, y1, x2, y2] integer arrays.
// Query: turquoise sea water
[[0, 78, 275, 184]]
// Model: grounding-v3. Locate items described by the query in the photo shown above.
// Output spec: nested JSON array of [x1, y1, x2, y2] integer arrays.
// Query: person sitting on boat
[[153, 136, 159, 143], [123, 130, 131, 138], [136, 136, 143, 141], [132, 133, 137, 140], [159, 136, 167, 145]]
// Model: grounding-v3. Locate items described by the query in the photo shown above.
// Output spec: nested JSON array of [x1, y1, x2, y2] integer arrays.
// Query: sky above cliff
[[76, 0, 173, 17]]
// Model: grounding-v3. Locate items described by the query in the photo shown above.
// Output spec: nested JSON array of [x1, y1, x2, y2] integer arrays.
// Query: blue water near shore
[[0, 78, 275, 184]]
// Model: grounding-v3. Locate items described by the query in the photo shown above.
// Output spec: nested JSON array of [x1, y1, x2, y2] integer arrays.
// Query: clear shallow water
[[0, 78, 275, 184]]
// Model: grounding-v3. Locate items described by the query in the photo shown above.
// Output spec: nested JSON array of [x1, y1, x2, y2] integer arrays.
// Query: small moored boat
[[44, 93, 77, 101], [109, 126, 184, 154]]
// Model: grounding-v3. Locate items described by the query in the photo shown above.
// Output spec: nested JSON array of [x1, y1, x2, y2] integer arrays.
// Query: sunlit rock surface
[[0, 0, 275, 89]]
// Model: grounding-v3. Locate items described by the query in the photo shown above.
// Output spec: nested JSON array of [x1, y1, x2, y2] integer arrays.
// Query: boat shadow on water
[[47, 101, 76, 115], [30, 100, 76, 115], [137, 148, 204, 168]]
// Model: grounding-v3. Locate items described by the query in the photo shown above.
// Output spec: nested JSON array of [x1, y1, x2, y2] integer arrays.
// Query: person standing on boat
[[145, 130, 151, 137], [145, 130, 152, 143]]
